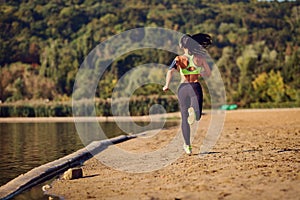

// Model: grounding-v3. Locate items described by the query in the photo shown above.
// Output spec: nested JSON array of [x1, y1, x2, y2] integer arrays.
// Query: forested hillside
[[0, 0, 299, 110]]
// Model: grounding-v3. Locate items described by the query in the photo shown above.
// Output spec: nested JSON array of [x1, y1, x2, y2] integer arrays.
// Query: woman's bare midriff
[[181, 74, 199, 83]]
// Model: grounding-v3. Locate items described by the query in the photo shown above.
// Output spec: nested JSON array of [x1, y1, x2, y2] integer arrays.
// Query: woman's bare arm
[[199, 57, 211, 77], [163, 68, 176, 91]]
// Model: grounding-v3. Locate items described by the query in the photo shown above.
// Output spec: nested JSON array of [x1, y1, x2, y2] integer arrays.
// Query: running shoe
[[188, 107, 196, 125], [183, 144, 192, 155]]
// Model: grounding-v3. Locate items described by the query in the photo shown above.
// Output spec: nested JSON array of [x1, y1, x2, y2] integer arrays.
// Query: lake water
[[0, 120, 178, 199]]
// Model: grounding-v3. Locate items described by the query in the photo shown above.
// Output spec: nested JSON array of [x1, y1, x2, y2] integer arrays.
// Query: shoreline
[[1, 108, 299, 199], [0, 135, 136, 200], [46, 108, 300, 200], [0, 112, 182, 123], [0, 108, 299, 123]]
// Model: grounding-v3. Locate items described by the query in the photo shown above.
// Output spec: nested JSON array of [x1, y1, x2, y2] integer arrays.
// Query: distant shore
[[0, 108, 299, 123], [0, 112, 181, 123]]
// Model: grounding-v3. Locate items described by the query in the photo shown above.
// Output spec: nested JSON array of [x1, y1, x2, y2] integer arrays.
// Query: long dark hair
[[191, 33, 212, 49], [180, 33, 212, 56], [179, 34, 191, 49]]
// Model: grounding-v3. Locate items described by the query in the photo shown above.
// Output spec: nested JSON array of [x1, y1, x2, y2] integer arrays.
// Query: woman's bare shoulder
[[175, 55, 189, 69], [193, 55, 205, 65]]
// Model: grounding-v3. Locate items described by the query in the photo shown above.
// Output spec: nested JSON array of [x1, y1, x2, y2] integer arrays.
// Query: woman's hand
[[163, 85, 169, 91]]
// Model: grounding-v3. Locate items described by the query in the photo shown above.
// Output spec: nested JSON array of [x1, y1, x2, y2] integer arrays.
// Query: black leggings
[[178, 82, 203, 146]]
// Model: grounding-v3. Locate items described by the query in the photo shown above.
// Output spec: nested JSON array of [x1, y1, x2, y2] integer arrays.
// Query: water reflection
[[0, 120, 178, 187], [0, 122, 84, 186]]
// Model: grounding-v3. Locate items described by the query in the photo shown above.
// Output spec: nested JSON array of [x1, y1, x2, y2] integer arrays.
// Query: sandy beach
[[46, 109, 300, 200]]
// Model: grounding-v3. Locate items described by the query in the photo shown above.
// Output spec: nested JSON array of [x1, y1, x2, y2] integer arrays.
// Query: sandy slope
[[47, 109, 300, 200]]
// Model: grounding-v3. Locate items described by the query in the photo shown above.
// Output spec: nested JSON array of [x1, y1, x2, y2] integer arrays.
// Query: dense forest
[[0, 0, 299, 116]]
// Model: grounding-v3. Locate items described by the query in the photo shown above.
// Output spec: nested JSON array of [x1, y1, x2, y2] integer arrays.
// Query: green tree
[[0, 0, 299, 108], [236, 45, 257, 105], [252, 70, 286, 103], [217, 46, 238, 103]]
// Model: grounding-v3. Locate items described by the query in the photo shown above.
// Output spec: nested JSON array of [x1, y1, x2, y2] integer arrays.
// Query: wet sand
[[47, 109, 300, 200]]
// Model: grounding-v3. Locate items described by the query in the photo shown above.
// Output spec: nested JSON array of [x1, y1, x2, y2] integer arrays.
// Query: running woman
[[163, 34, 212, 155]]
